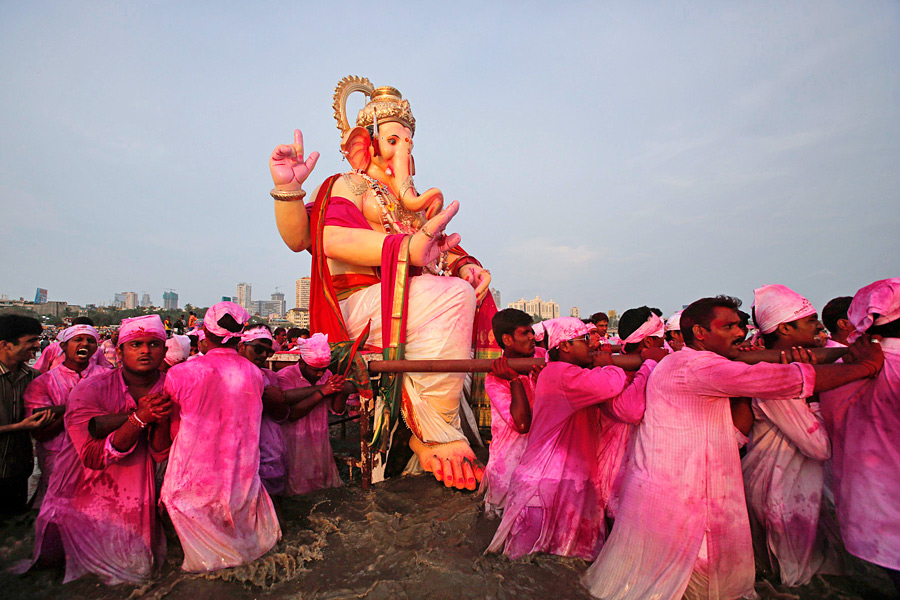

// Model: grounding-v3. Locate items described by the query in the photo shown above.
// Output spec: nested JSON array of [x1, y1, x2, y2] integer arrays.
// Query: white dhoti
[[340, 274, 476, 445]]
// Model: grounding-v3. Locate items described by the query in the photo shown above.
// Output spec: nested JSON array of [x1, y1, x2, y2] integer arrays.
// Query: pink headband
[[545, 317, 590, 350], [752, 284, 816, 334], [622, 313, 666, 345], [242, 327, 274, 344], [296, 332, 331, 368], [203, 301, 249, 344], [119, 315, 167, 346], [847, 277, 900, 343], [59, 324, 99, 343]]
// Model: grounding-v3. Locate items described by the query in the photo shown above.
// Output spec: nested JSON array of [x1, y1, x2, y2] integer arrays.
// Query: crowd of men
[[0, 277, 898, 599], [0, 302, 349, 583], [480, 278, 899, 599]]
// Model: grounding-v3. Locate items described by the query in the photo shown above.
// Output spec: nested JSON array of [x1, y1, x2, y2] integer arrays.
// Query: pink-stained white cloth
[[666, 311, 683, 332], [100, 339, 118, 368], [295, 333, 331, 368], [23, 361, 111, 508], [164, 335, 191, 367], [340, 275, 476, 448], [276, 365, 342, 495], [584, 347, 816, 600], [58, 325, 99, 343], [742, 397, 838, 586], [242, 326, 275, 344], [479, 367, 538, 518], [259, 368, 286, 496], [16, 369, 168, 584], [752, 284, 817, 334], [819, 336, 900, 570], [596, 363, 658, 519], [544, 317, 589, 350], [118, 315, 167, 346], [203, 301, 249, 344], [162, 348, 280, 572], [487, 360, 647, 560], [846, 277, 900, 343], [620, 314, 665, 346]]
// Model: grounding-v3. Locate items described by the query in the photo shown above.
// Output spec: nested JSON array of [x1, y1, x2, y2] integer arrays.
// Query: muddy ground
[[1, 425, 896, 600]]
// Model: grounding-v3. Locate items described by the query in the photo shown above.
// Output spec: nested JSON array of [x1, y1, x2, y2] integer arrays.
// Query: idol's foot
[[409, 437, 484, 491]]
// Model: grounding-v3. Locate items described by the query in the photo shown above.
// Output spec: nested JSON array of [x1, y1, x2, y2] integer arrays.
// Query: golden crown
[[333, 75, 416, 138]]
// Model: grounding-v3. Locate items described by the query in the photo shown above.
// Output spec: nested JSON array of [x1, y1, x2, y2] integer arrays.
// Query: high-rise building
[[490, 288, 501, 308], [507, 298, 526, 311], [141, 293, 151, 308], [271, 292, 286, 316], [249, 300, 283, 319], [124, 292, 139, 310], [511, 295, 559, 321], [114, 293, 128, 309], [236, 282, 252, 311], [163, 290, 178, 310], [570, 307, 580, 319], [295, 277, 311, 310]]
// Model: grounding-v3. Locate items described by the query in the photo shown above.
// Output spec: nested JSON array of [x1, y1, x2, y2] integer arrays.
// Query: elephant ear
[[341, 126, 372, 171]]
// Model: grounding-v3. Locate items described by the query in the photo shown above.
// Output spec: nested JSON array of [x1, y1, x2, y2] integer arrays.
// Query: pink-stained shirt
[[16, 369, 168, 584], [259, 368, 287, 496], [487, 361, 650, 560], [584, 347, 815, 600], [162, 348, 281, 572], [101, 339, 119, 368], [24, 361, 111, 508], [480, 371, 537, 518], [596, 363, 656, 519], [742, 397, 835, 586], [819, 337, 900, 570], [276, 365, 343, 495]]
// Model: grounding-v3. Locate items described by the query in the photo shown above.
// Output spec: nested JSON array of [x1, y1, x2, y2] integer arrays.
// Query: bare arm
[[274, 197, 312, 252], [730, 397, 754, 436], [0, 410, 54, 434]]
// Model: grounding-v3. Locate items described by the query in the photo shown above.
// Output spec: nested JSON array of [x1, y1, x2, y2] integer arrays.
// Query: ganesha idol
[[268, 76, 497, 491]]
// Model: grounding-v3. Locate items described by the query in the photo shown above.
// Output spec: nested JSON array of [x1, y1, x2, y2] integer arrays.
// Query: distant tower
[[570, 307, 580, 319], [295, 277, 311, 310], [271, 291, 286, 316], [141, 292, 151, 307], [490, 288, 501, 308], [125, 292, 139, 310], [163, 290, 179, 310], [236, 282, 252, 310]]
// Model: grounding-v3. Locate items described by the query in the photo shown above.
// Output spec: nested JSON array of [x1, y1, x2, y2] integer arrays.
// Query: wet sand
[[1, 429, 896, 600]]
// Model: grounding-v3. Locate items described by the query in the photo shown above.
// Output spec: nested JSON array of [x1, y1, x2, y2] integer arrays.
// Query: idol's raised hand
[[269, 129, 320, 190], [409, 200, 462, 267]]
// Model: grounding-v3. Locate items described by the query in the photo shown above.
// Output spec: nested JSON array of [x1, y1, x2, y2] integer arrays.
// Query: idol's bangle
[[450, 255, 483, 278], [271, 188, 307, 202]]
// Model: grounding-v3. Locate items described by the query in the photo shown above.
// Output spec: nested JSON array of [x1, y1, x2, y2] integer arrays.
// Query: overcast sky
[[2, 1, 898, 318]]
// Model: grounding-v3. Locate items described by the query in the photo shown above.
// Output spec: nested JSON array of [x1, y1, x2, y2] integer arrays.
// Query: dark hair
[[244, 323, 271, 334], [491, 309, 533, 350], [274, 327, 286, 336], [72, 316, 94, 326], [681, 296, 742, 346], [618, 306, 654, 353], [649, 307, 663, 317], [822, 296, 852, 334], [286, 327, 303, 340], [590, 312, 609, 325], [0, 314, 43, 343], [868, 316, 900, 339], [298, 328, 310, 337]]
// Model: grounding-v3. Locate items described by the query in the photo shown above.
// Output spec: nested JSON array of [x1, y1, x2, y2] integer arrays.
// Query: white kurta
[[584, 347, 815, 600], [742, 397, 835, 586]]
